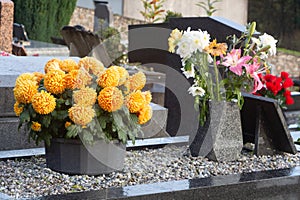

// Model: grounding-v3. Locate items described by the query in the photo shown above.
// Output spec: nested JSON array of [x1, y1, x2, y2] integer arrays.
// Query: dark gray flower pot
[[45, 138, 126, 175]]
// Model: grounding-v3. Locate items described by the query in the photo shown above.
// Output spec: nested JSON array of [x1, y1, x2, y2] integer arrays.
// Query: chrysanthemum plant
[[13, 57, 152, 146], [168, 22, 279, 125]]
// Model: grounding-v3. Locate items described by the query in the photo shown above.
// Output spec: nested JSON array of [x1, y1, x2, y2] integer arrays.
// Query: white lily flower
[[188, 85, 206, 97]]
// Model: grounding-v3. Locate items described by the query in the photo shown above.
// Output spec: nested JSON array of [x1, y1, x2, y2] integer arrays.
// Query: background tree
[[248, 0, 300, 50], [13, 0, 77, 43]]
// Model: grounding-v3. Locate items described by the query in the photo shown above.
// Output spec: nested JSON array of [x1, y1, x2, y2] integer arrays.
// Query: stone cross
[[0, 0, 14, 53]]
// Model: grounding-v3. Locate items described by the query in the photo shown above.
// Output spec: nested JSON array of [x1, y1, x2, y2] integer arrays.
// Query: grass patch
[[277, 48, 300, 57]]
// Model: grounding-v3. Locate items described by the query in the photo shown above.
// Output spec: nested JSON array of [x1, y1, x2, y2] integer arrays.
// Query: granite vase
[[45, 138, 126, 175], [189, 100, 243, 162]]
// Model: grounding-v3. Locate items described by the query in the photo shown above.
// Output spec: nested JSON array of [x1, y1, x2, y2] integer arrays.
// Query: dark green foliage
[[96, 19, 126, 64], [13, 0, 77, 42], [163, 10, 182, 23], [248, 0, 300, 50]]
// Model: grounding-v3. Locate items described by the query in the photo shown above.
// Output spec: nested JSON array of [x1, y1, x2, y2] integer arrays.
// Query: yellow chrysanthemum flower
[[126, 90, 146, 113], [129, 71, 146, 91], [204, 39, 227, 57], [168, 28, 182, 53], [142, 91, 152, 104], [59, 59, 79, 72], [44, 58, 61, 73], [13, 79, 39, 104], [69, 105, 95, 126], [98, 66, 120, 88], [65, 121, 72, 128], [111, 66, 129, 86], [44, 69, 66, 94], [13, 101, 24, 116], [78, 56, 105, 76], [31, 121, 42, 132], [32, 90, 56, 115], [33, 72, 44, 85], [15, 73, 37, 87], [74, 68, 93, 89], [138, 104, 152, 124], [98, 86, 124, 112], [73, 87, 97, 107], [64, 70, 79, 90]]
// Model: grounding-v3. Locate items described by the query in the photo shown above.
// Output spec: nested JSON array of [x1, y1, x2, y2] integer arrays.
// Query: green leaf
[[19, 109, 30, 124], [66, 124, 79, 138], [99, 116, 107, 129], [41, 114, 52, 128], [117, 129, 127, 144], [82, 130, 93, 144]]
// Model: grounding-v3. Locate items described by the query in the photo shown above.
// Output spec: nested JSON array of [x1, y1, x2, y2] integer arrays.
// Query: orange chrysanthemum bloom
[[13, 79, 39, 104], [142, 91, 152, 103], [78, 56, 105, 76], [31, 90, 56, 115], [138, 104, 152, 124], [65, 121, 72, 128], [111, 66, 129, 86], [64, 70, 79, 90], [129, 71, 146, 91], [98, 66, 120, 88], [74, 68, 93, 89], [204, 39, 227, 57], [59, 59, 79, 72], [44, 58, 61, 73], [98, 86, 124, 112], [33, 72, 44, 85], [15, 73, 37, 86], [14, 101, 24, 116], [31, 121, 42, 132], [126, 90, 147, 113], [73, 87, 97, 107], [69, 105, 95, 126], [44, 69, 66, 94]]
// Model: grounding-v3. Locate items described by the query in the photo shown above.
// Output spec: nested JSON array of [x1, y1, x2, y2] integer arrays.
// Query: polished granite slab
[[25, 166, 300, 200]]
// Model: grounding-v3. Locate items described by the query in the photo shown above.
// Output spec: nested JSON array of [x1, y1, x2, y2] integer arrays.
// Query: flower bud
[[248, 22, 256, 36]]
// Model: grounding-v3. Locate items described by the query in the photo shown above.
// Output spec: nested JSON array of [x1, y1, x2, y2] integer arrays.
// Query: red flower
[[286, 96, 294, 105], [264, 74, 276, 83], [280, 71, 289, 79], [265, 76, 282, 95], [282, 77, 294, 88], [284, 90, 291, 97]]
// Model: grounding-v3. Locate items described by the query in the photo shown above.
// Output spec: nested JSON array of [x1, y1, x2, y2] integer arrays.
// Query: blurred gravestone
[[128, 17, 246, 138], [0, 0, 14, 53], [93, 0, 113, 32]]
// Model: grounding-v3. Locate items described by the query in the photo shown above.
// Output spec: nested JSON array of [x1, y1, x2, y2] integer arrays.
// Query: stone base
[[0, 118, 44, 150], [138, 103, 169, 139], [189, 101, 243, 162]]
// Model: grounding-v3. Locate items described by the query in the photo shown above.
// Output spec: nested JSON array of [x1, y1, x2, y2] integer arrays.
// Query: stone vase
[[189, 100, 243, 162], [45, 138, 126, 175]]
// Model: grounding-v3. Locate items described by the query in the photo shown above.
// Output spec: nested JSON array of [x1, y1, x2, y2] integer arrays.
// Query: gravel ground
[[0, 145, 300, 199]]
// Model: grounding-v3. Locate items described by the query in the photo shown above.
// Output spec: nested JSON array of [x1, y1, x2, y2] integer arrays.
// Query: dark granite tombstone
[[60, 25, 101, 58], [241, 93, 297, 155], [94, 0, 114, 32], [128, 17, 247, 138]]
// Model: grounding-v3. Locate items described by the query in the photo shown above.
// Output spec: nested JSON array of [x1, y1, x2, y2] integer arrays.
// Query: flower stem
[[213, 56, 221, 100]]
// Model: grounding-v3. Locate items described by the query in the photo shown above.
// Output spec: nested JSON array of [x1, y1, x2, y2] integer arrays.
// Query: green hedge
[[13, 0, 77, 43]]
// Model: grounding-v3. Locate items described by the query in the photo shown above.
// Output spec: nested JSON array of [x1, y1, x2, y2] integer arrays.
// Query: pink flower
[[221, 49, 251, 76], [245, 60, 264, 93], [0, 51, 10, 56]]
